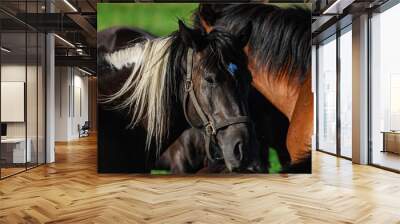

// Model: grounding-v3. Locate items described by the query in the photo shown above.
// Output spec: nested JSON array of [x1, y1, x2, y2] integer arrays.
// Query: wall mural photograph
[[4, 0, 400, 222], [97, 3, 312, 174]]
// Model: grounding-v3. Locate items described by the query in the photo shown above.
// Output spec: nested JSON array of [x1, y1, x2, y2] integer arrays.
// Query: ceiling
[[0, 0, 393, 74], [0, 0, 97, 73]]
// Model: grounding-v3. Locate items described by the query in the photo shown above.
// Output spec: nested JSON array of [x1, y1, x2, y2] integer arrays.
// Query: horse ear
[[236, 22, 252, 49], [178, 20, 203, 50]]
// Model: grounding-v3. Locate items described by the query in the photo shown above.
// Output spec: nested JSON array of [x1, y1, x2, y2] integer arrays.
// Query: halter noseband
[[182, 48, 251, 162]]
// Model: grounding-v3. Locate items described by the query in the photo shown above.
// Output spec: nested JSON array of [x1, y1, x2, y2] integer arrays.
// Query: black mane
[[194, 4, 311, 83]]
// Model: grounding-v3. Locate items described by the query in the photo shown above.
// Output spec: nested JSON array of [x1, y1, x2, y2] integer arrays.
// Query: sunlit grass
[[98, 3, 198, 36], [268, 147, 282, 173]]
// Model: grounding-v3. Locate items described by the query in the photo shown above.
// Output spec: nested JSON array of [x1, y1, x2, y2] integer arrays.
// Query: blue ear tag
[[228, 63, 238, 76]]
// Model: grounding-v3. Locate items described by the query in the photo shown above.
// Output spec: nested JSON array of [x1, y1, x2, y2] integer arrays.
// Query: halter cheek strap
[[182, 48, 250, 162], [183, 48, 210, 130]]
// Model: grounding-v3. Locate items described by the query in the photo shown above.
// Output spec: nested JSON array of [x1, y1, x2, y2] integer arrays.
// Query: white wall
[[1, 65, 26, 116], [54, 67, 89, 141], [1, 65, 41, 138], [72, 73, 89, 138], [1, 65, 26, 139], [55, 67, 69, 141], [1, 63, 46, 164]]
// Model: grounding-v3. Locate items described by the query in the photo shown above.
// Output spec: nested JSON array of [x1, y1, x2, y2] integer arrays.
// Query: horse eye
[[204, 76, 216, 84]]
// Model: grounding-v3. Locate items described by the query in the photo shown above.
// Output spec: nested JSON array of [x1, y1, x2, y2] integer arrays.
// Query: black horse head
[[173, 21, 260, 171]]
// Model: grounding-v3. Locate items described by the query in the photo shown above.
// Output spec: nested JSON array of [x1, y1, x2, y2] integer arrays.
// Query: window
[[0, 1, 46, 179], [339, 27, 352, 158], [370, 3, 400, 171], [317, 35, 337, 154]]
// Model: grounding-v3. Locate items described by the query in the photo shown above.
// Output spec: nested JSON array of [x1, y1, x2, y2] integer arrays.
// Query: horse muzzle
[[216, 123, 252, 172]]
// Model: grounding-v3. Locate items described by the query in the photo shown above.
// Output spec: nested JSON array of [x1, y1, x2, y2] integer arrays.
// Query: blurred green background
[[98, 3, 198, 36], [97, 3, 283, 173]]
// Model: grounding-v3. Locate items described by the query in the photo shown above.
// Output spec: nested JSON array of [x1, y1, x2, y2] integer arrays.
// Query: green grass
[[150, 170, 172, 175], [268, 147, 282, 173], [98, 3, 198, 36]]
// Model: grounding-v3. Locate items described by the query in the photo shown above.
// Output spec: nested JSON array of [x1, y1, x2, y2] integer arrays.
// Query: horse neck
[[249, 65, 302, 121]]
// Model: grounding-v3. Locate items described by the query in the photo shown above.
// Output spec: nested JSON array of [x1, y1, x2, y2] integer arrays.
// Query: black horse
[[98, 20, 262, 173]]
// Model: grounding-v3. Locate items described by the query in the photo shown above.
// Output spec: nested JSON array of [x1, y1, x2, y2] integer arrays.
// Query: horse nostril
[[234, 143, 243, 161]]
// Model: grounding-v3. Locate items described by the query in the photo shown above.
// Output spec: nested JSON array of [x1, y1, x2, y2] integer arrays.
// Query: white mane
[[103, 37, 174, 152]]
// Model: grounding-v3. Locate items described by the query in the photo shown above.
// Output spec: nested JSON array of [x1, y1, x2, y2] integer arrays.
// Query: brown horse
[[194, 4, 313, 169]]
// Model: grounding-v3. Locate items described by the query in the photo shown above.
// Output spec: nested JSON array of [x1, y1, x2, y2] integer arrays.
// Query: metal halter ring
[[184, 80, 193, 92], [205, 123, 216, 136]]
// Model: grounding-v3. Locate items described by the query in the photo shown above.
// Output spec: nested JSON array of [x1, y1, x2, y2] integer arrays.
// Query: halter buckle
[[205, 123, 216, 136], [184, 80, 193, 92]]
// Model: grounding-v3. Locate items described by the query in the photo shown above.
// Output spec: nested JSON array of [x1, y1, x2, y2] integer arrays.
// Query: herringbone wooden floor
[[1, 134, 400, 224]]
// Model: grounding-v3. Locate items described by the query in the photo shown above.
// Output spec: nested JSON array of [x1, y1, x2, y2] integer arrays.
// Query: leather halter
[[182, 48, 251, 162]]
